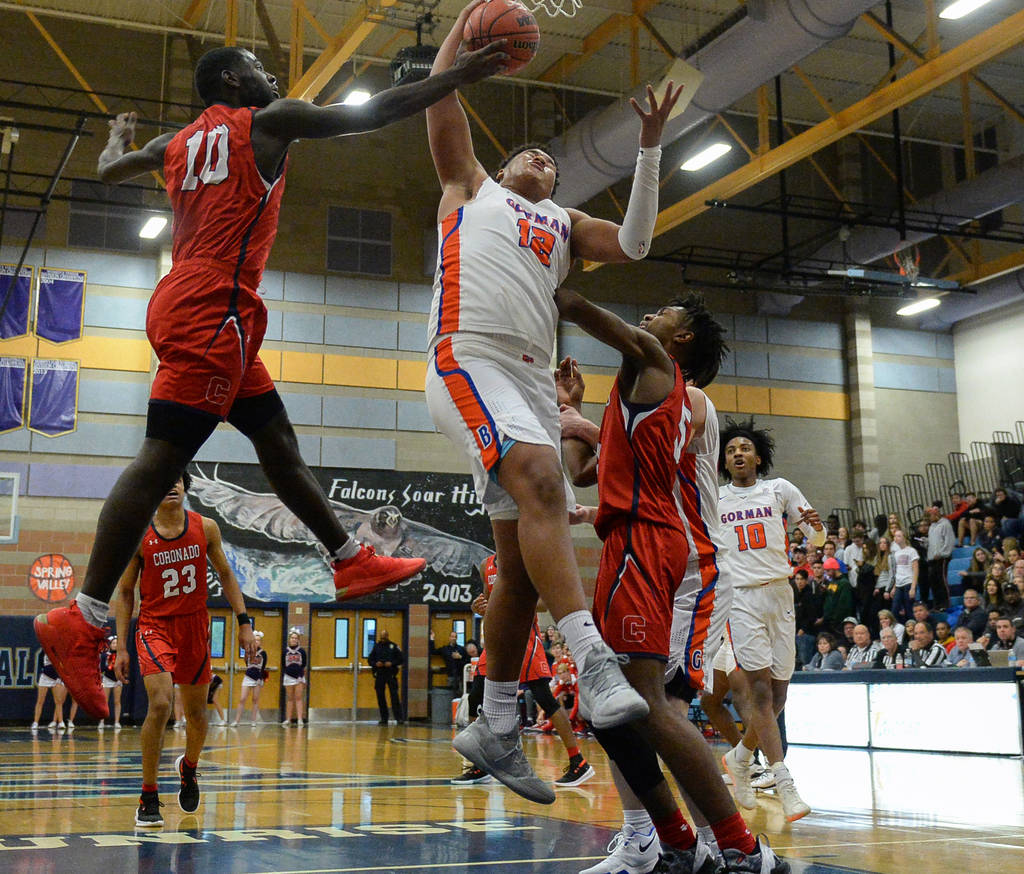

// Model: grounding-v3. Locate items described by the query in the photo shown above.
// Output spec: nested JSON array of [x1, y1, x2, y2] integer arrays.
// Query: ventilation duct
[[548, 0, 882, 208]]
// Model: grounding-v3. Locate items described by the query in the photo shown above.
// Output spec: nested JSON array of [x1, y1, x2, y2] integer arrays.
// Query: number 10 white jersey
[[718, 478, 818, 587]]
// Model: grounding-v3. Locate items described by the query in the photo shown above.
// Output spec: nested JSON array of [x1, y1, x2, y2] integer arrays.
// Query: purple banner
[[28, 359, 79, 437], [0, 264, 32, 339], [0, 357, 26, 433], [36, 268, 85, 343]]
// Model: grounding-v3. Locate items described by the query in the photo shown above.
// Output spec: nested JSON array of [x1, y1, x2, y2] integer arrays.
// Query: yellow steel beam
[[224, 0, 237, 46], [459, 94, 506, 158], [539, 0, 661, 83], [290, 0, 304, 89], [716, 113, 754, 159], [255, 0, 288, 75], [924, 0, 940, 58], [756, 84, 770, 155], [321, 29, 405, 106], [181, 0, 211, 28], [947, 248, 1024, 285], [287, 4, 389, 101], [587, 9, 1024, 269], [637, 14, 674, 58], [961, 74, 975, 179]]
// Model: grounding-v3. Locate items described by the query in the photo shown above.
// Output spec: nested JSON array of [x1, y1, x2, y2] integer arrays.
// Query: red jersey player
[[451, 555, 594, 788], [556, 291, 787, 874], [35, 22, 508, 719], [113, 471, 255, 827]]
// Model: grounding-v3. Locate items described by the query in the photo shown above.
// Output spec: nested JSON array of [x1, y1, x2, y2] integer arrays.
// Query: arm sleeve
[[780, 480, 825, 547]]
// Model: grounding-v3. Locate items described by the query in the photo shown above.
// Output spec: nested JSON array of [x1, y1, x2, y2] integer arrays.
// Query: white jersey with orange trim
[[676, 394, 727, 566], [428, 177, 572, 354], [718, 478, 822, 586]]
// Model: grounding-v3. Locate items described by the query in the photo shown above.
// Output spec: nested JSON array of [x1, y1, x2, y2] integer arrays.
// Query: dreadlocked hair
[[667, 293, 728, 388], [194, 46, 248, 106], [718, 417, 775, 479], [496, 143, 559, 195], [181, 470, 192, 493]]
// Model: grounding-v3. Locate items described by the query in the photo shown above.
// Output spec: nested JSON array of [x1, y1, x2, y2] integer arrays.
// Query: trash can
[[430, 687, 453, 726]]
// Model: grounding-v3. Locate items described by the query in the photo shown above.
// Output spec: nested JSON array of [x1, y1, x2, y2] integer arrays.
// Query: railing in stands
[[879, 484, 904, 522], [947, 452, 972, 493], [970, 441, 999, 494], [925, 463, 950, 505], [855, 495, 881, 524], [830, 507, 853, 529]]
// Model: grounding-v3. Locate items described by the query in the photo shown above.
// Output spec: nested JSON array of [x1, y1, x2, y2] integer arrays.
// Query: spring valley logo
[[28, 553, 75, 602]]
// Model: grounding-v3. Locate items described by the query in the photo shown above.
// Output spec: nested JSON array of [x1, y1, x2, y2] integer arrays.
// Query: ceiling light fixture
[[138, 216, 167, 239], [896, 297, 940, 316], [939, 0, 995, 20], [681, 143, 732, 172], [342, 90, 372, 106]]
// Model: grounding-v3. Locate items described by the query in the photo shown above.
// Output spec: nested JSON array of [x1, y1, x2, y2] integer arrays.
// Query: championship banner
[[0, 357, 26, 434], [28, 359, 79, 436], [36, 267, 85, 343], [187, 462, 494, 606], [0, 263, 32, 339]]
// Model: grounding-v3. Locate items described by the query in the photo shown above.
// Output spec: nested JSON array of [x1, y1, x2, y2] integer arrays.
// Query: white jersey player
[[422, 2, 683, 804], [718, 419, 824, 825]]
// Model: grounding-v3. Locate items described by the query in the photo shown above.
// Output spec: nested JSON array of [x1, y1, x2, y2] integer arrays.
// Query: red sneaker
[[34, 602, 109, 719], [333, 545, 426, 602]]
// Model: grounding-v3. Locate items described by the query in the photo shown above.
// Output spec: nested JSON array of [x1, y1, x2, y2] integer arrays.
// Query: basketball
[[463, 0, 540, 76]]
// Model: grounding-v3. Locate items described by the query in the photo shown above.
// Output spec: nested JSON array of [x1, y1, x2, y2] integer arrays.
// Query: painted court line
[[253, 857, 606, 873]]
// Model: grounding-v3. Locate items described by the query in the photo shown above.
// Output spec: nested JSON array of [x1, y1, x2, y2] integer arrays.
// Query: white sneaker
[[114, 722, 122, 730], [30, 722, 38, 731], [297, 718, 305, 726], [722, 746, 757, 809], [47, 721, 57, 730], [98, 720, 105, 729], [230, 720, 239, 727], [576, 641, 649, 729], [66, 722, 75, 732], [578, 824, 659, 874], [775, 778, 810, 822], [57, 722, 66, 730], [282, 719, 291, 726], [751, 769, 776, 791]]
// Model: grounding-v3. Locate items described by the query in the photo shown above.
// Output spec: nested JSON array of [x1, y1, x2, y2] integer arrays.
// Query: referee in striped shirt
[[906, 621, 947, 668]]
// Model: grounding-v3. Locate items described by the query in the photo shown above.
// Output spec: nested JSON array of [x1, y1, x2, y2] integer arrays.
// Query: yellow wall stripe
[[325, 354, 397, 388]]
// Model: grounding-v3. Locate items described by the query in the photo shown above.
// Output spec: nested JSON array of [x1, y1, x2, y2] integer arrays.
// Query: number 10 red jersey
[[139, 511, 209, 620]]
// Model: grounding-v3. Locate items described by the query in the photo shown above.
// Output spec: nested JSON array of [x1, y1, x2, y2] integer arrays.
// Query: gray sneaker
[[576, 642, 649, 729], [656, 841, 725, 873], [722, 835, 790, 873], [452, 712, 555, 805]]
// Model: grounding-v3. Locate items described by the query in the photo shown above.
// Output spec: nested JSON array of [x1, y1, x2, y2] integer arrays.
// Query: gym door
[[429, 610, 474, 689], [309, 608, 357, 720], [356, 611, 405, 721]]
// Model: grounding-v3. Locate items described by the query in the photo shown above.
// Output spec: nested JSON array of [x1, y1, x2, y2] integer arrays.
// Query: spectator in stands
[[839, 617, 857, 654], [430, 629, 468, 693], [890, 528, 919, 622], [877, 608, 905, 644], [844, 624, 880, 669], [906, 621, 947, 668], [977, 515, 1003, 554], [992, 488, 1022, 537], [1014, 571, 1024, 596], [912, 600, 943, 629], [946, 627, 976, 668], [983, 577, 1005, 611], [856, 539, 880, 633], [959, 548, 991, 589], [793, 568, 820, 666], [804, 633, 844, 671], [826, 513, 840, 535], [1003, 581, 1024, 624], [912, 519, 932, 603], [822, 557, 855, 637], [925, 505, 955, 608], [874, 627, 904, 669], [836, 526, 851, 551], [886, 513, 903, 541], [961, 492, 991, 545], [790, 544, 811, 576], [823, 540, 848, 574], [945, 493, 970, 527], [843, 530, 865, 589], [903, 618, 917, 648], [790, 528, 807, 550], [956, 589, 990, 640], [987, 616, 1024, 660], [465, 640, 480, 660], [1004, 543, 1020, 566], [869, 514, 888, 543], [934, 620, 954, 652]]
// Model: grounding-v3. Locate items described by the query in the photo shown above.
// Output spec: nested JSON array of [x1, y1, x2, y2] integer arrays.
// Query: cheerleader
[[32, 653, 78, 731], [232, 630, 267, 725], [282, 629, 308, 726], [98, 636, 123, 729]]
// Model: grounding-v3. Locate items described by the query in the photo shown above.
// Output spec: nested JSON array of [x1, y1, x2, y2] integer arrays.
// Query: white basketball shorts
[[729, 579, 796, 681]]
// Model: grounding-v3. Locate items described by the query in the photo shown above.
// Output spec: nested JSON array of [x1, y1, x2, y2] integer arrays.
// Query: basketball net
[[890, 245, 921, 284], [521, 0, 582, 18]]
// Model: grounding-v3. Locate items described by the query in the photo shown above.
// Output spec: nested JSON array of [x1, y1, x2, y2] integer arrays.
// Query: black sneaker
[[135, 791, 163, 828], [175, 754, 200, 813], [450, 766, 492, 785], [554, 755, 595, 787]]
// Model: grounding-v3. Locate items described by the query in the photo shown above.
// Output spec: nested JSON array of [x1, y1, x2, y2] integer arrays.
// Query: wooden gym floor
[[1, 722, 1021, 873]]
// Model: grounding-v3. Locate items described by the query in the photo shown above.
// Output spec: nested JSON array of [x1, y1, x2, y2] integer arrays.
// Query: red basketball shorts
[[593, 521, 689, 660], [137, 611, 212, 686], [147, 260, 275, 419], [520, 639, 552, 683]]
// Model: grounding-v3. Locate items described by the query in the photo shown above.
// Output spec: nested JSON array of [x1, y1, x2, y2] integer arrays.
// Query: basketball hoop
[[521, 0, 582, 18], [890, 245, 921, 284]]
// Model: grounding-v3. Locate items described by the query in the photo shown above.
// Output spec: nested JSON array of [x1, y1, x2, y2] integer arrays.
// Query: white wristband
[[617, 146, 661, 260]]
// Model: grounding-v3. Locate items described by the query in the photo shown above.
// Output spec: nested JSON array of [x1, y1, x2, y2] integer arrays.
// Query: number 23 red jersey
[[163, 104, 287, 277], [138, 511, 209, 620]]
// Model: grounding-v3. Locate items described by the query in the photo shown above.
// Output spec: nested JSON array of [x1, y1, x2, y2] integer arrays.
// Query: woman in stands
[[877, 609, 905, 645], [804, 634, 843, 671], [886, 513, 903, 541], [959, 547, 991, 589], [836, 527, 851, 551], [983, 577, 1005, 611]]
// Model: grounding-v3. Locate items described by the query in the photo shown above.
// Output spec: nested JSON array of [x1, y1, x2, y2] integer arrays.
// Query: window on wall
[[334, 617, 350, 659], [453, 620, 466, 647], [361, 618, 377, 658], [209, 616, 226, 659], [67, 180, 146, 252], [326, 206, 392, 276]]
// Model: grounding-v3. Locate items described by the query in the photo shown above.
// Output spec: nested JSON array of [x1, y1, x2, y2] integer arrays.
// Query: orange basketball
[[463, 0, 540, 76]]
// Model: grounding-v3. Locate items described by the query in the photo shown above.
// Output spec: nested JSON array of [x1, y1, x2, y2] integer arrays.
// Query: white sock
[[557, 610, 603, 663], [623, 808, 653, 833], [770, 761, 792, 783], [333, 540, 361, 561], [75, 593, 109, 627], [735, 742, 754, 764], [482, 679, 519, 735]]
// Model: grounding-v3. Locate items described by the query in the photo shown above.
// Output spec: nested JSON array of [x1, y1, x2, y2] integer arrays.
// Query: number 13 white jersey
[[718, 478, 817, 587]]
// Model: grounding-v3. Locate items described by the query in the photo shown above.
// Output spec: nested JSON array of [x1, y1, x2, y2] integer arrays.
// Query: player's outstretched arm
[[555, 288, 671, 370], [566, 81, 683, 263], [427, 1, 494, 205], [97, 112, 174, 184], [111, 555, 141, 682], [204, 517, 257, 658]]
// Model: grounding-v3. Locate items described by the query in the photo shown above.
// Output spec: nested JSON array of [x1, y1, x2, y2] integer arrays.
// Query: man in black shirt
[[431, 629, 469, 693], [368, 630, 404, 725], [955, 589, 990, 640]]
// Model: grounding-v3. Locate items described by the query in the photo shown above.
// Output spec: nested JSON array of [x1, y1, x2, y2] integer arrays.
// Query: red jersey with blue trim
[[594, 363, 693, 540], [163, 104, 286, 278], [138, 511, 209, 620], [477, 554, 550, 681]]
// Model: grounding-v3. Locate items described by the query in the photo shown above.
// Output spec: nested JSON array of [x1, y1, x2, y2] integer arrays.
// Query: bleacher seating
[[947, 558, 971, 595], [951, 546, 974, 560]]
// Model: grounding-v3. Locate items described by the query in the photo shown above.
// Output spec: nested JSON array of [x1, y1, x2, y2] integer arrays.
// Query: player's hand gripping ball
[[464, 0, 540, 75]]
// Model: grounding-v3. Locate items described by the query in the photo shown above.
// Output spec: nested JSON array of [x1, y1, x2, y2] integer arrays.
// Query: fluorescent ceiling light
[[896, 297, 940, 316], [343, 89, 372, 106], [939, 0, 995, 20], [139, 216, 167, 239], [681, 142, 732, 172]]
